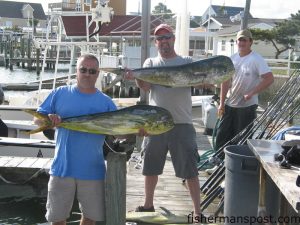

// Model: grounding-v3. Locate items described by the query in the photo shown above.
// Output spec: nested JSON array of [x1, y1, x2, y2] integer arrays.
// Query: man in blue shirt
[[35, 54, 117, 225]]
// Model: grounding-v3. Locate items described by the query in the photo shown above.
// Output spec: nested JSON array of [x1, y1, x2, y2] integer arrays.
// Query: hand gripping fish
[[102, 55, 235, 91], [24, 105, 174, 136]]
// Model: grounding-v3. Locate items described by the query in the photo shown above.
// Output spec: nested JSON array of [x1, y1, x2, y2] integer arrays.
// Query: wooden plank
[[248, 139, 300, 212], [4, 157, 26, 167], [43, 158, 53, 169], [0, 156, 51, 169], [30, 158, 53, 169], [17, 157, 39, 168], [0, 156, 14, 167]]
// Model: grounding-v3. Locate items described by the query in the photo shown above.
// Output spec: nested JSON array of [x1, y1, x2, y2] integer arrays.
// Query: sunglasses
[[155, 33, 174, 41], [79, 67, 98, 75]]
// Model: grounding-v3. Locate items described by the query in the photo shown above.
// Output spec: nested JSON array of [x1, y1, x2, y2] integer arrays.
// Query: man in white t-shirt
[[216, 29, 274, 150]]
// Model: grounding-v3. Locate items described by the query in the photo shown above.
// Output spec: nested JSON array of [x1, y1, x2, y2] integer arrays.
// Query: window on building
[[84, 0, 91, 5], [5, 21, 12, 28], [76, 3, 81, 11], [75, 0, 81, 11], [189, 40, 205, 49], [221, 40, 226, 51]]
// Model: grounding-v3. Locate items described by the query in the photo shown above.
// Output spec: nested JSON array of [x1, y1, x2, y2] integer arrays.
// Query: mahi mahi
[[24, 105, 174, 135], [103, 55, 234, 91]]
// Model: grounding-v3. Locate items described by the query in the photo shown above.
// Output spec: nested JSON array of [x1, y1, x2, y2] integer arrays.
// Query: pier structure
[[0, 37, 72, 74]]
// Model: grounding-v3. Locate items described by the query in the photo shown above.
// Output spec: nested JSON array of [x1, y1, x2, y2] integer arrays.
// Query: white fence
[[265, 58, 300, 76]]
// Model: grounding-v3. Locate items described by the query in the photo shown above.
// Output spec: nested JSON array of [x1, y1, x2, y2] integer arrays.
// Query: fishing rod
[[205, 172, 225, 197], [201, 185, 223, 211], [265, 104, 300, 138], [201, 101, 300, 211], [265, 102, 300, 139], [260, 87, 300, 139], [264, 81, 300, 134], [242, 78, 300, 141], [200, 70, 300, 212], [201, 165, 225, 194], [214, 196, 224, 216], [200, 161, 224, 192]]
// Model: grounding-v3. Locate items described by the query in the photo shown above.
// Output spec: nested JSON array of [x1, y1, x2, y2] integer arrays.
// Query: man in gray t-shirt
[[126, 23, 202, 220]]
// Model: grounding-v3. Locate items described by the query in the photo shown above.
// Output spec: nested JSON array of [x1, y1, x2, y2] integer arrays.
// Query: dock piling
[[105, 151, 127, 225]]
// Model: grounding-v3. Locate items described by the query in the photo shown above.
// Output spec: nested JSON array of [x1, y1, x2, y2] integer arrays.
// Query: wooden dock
[[0, 156, 52, 198], [0, 156, 52, 169]]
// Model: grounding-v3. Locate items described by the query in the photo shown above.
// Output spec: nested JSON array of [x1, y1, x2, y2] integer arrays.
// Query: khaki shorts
[[45, 176, 105, 222], [142, 124, 199, 179]]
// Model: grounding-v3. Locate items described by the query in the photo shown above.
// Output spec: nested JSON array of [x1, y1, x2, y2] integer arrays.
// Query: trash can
[[224, 145, 279, 225]]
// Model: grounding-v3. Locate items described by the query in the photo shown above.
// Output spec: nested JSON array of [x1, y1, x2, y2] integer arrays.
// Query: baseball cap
[[236, 29, 253, 40], [154, 24, 173, 35]]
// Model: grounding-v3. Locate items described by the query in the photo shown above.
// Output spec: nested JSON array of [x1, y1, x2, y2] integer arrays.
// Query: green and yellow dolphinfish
[[24, 105, 174, 136], [103, 55, 235, 91]]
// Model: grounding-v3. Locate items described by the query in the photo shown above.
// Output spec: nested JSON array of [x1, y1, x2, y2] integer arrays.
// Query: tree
[[251, 10, 300, 59], [190, 16, 202, 28], [29, 18, 39, 35], [152, 2, 174, 20]]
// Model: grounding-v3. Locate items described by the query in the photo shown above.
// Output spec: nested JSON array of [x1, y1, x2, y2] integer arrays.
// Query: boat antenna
[[89, 1, 114, 38]]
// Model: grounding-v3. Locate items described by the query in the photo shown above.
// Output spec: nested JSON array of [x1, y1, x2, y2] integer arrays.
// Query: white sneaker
[[205, 165, 218, 175]]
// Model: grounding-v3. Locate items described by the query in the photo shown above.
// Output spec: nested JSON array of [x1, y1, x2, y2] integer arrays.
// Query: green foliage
[[28, 18, 39, 27], [152, 2, 174, 19], [219, 5, 225, 15], [4, 25, 22, 32], [250, 10, 300, 59], [28, 18, 39, 34], [190, 16, 202, 28]]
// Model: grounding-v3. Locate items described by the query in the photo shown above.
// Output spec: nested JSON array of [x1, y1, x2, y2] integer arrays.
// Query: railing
[[263, 58, 300, 76], [48, 2, 77, 11]]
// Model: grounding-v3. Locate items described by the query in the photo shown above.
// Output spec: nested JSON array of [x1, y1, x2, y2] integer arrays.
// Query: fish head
[[145, 110, 174, 135], [211, 56, 235, 84]]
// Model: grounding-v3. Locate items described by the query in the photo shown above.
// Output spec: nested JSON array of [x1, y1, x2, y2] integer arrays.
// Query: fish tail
[[23, 109, 53, 134], [27, 125, 53, 134]]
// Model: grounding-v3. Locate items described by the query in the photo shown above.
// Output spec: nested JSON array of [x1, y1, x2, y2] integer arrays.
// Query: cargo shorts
[[45, 176, 105, 222], [142, 124, 199, 179]]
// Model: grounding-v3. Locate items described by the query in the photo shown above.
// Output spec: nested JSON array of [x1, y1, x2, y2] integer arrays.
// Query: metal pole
[[140, 0, 150, 105], [135, 0, 151, 153], [241, 0, 251, 30]]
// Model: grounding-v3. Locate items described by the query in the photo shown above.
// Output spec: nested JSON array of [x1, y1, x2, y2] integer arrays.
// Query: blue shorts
[[142, 124, 199, 179]]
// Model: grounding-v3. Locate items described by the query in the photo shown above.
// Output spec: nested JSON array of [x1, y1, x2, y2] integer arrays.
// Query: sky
[[4, 0, 300, 19]]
